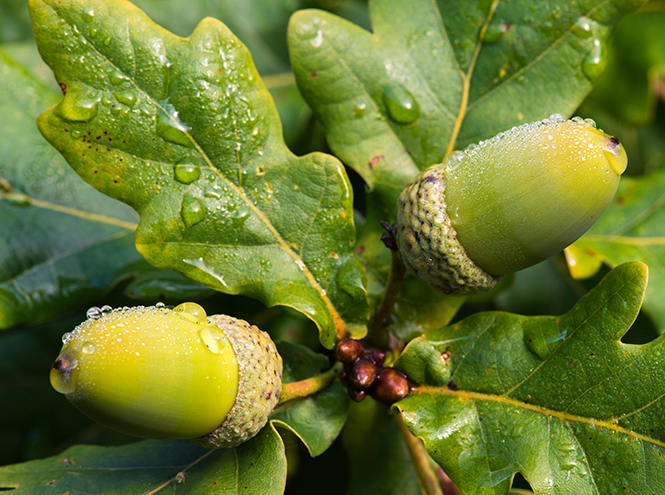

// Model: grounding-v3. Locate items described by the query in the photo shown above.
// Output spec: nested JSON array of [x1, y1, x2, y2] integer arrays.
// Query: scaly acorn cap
[[50, 303, 282, 448], [395, 164, 500, 295], [192, 314, 282, 448], [395, 115, 627, 295]]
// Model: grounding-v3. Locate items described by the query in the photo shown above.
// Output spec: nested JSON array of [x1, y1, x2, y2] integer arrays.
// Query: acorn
[[50, 303, 282, 448], [394, 115, 627, 295]]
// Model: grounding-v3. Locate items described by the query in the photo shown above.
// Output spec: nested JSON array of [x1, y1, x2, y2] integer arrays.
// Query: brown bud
[[335, 338, 364, 364], [348, 388, 366, 402], [370, 368, 409, 405], [369, 349, 385, 367], [349, 355, 377, 389]]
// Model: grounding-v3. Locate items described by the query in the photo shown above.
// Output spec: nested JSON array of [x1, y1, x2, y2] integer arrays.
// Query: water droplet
[[81, 342, 96, 354], [86, 306, 102, 319], [445, 151, 465, 167], [353, 102, 366, 118], [101, 305, 112, 316], [198, 325, 227, 354], [571, 16, 595, 39], [57, 83, 101, 122], [174, 163, 201, 184], [382, 83, 419, 124], [173, 302, 207, 324], [108, 69, 130, 86], [114, 90, 136, 108], [156, 302, 165, 308], [50, 354, 79, 394], [180, 195, 206, 227], [335, 259, 367, 299], [232, 204, 251, 227], [548, 113, 564, 122], [157, 99, 195, 148], [483, 22, 509, 44], [582, 38, 606, 80], [61, 332, 73, 344], [83, 9, 95, 22]]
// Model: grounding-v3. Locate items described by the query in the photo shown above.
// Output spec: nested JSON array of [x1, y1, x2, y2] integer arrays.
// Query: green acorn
[[394, 115, 627, 295], [50, 303, 282, 448]]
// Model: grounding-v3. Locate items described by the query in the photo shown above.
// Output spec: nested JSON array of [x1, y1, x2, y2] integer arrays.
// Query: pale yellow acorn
[[50, 303, 282, 448], [394, 115, 627, 295]]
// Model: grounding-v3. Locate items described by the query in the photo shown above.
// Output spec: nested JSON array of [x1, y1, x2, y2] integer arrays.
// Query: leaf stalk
[[277, 361, 344, 405], [396, 413, 444, 495]]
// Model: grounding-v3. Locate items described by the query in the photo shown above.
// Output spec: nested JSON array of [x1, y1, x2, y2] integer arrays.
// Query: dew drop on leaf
[[582, 38, 607, 80], [108, 69, 130, 86], [174, 163, 201, 184], [180, 195, 207, 227], [483, 23, 509, 44], [57, 83, 101, 122], [232, 204, 251, 227], [353, 102, 366, 118], [571, 16, 596, 39], [382, 83, 419, 124], [156, 100, 195, 148], [114, 90, 137, 108]]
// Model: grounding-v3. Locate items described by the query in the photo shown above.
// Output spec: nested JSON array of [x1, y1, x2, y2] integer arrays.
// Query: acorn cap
[[192, 314, 282, 448], [395, 164, 500, 295]]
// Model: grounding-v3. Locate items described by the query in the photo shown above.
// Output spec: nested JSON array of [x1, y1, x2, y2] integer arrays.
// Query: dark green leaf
[[343, 400, 421, 495], [0, 0, 33, 43], [288, 0, 646, 213], [271, 341, 349, 457], [571, 171, 665, 330], [395, 262, 665, 494], [30, 0, 369, 348], [0, 428, 286, 494], [0, 47, 145, 330], [123, 266, 215, 301], [583, 9, 665, 126]]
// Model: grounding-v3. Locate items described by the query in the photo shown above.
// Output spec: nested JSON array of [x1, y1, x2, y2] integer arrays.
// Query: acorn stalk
[[394, 115, 627, 295]]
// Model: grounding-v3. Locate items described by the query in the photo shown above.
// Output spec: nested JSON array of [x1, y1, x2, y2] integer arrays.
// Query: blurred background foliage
[[0, 0, 663, 493]]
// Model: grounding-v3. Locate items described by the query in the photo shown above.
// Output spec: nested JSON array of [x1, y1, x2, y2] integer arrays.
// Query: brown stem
[[368, 248, 407, 345], [277, 362, 343, 405], [396, 413, 444, 495]]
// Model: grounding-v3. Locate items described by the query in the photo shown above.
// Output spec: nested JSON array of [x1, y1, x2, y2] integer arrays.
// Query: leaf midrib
[[465, 0, 616, 115], [412, 386, 665, 448]]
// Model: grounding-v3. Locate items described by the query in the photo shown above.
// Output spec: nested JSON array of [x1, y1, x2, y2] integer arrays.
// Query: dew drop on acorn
[[87, 306, 102, 319], [198, 326, 227, 354], [81, 342, 96, 354], [382, 83, 419, 124], [50, 354, 79, 395], [173, 302, 207, 324]]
